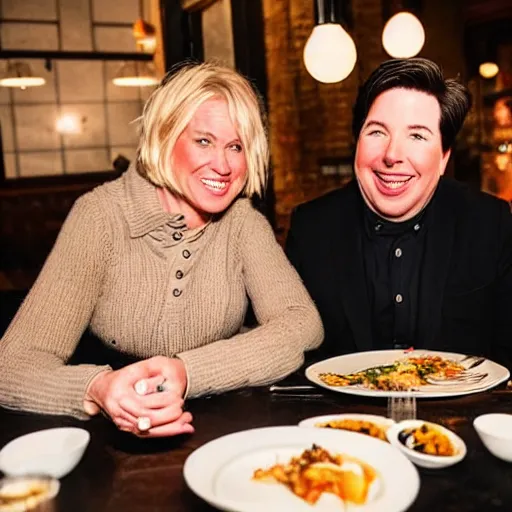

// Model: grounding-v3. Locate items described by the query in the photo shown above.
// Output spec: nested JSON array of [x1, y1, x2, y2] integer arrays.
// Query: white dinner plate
[[184, 425, 419, 512], [305, 350, 510, 398]]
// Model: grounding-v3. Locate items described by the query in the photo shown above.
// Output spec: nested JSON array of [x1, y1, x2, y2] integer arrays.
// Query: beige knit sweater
[[0, 167, 323, 419]]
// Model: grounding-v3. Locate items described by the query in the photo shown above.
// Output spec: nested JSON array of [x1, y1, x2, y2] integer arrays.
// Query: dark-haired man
[[286, 58, 512, 367]]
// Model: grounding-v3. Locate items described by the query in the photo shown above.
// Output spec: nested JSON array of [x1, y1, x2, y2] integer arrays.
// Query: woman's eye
[[411, 133, 426, 141], [367, 130, 384, 137], [229, 143, 243, 153], [196, 138, 210, 146]]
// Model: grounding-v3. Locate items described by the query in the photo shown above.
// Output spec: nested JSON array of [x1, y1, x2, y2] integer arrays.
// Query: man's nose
[[383, 138, 404, 167]]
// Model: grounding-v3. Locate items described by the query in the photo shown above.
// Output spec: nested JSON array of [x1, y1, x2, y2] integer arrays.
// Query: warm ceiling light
[[303, 24, 357, 83], [303, 0, 357, 83], [382, 12, 425, 59], [133, 18, 157, 53], [479, 62, 499, 79], [56, 114, 82, 134], [0, 61, 46, 89], [112, 61, 159, 87]]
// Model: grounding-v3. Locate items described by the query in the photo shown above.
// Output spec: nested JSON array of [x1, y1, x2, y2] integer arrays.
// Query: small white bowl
[[0, 427, 90, 479], [474, 413, 512, 462], [386, 420, 466, 469], [298, 413, 395, 440]]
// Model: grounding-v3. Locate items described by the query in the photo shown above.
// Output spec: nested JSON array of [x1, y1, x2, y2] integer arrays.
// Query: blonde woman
[[0, 62, 323, 437]]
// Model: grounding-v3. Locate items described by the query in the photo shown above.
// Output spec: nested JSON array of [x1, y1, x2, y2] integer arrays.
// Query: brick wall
[[262, 0, 386, 233], [262, 0, 466, 234]]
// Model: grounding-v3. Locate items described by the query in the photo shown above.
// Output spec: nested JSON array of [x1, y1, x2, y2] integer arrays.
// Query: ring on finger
[[156, 378, 167, 393], [137, 416, 151, 431]]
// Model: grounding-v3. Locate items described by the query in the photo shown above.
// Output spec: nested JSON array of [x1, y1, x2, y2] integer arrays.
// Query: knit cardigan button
[[182, 249, 191, 259], [173, 288, 182, 297]]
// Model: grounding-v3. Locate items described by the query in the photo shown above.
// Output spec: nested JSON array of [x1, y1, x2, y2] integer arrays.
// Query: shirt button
[[395, 293, 403, 304], [414, 223, 421, 231], [176, 270, 183, 279], [173, 232, 183, 241], [182, 249, 191, 259], [173, 288, 182, 297], [395, 248, 402, 258], [374, 222, 383, 232]]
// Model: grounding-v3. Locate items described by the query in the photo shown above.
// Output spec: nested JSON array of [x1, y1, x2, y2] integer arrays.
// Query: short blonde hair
[[137, 61, 269, 197]]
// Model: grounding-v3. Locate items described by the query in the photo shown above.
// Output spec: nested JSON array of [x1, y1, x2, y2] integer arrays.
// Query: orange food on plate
[[315, 419, 388, 441], [253, 444, 378, 505], [319, 355, 466, 391]]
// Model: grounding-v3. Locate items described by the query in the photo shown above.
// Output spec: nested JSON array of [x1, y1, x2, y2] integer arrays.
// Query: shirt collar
[[362, 185, 439, 238], [122, 164, 187, 238]]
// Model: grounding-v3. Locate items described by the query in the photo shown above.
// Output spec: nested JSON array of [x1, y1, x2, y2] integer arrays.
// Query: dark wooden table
[[1, 384, 512, 512]]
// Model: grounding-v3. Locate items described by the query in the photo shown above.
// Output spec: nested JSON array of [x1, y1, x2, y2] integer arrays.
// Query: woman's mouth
[[200, 178, 229, 195]]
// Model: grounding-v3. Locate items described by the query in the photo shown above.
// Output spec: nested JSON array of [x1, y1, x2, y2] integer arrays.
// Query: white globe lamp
[[303, 23, 357, 83], [382, 11, 425, 59]]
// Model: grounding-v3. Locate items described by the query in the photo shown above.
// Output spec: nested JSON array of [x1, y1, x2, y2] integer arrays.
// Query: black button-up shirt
[[362, 203, 430, 350]]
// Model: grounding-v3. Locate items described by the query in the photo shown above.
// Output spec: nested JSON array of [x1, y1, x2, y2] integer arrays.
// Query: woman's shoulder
[[222, 198, 268, 225]]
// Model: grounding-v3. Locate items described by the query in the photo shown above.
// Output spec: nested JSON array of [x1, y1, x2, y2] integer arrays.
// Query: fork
[[460, 355, 486, 370], [425, 372, 488, 385]]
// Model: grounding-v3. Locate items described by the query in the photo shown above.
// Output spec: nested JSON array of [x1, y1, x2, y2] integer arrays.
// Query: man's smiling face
[[354, 87, 451, 222]]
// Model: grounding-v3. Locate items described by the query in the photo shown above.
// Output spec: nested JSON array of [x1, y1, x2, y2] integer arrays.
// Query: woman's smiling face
[[354, 87, 451, 222], [168, 97, 247, 227]]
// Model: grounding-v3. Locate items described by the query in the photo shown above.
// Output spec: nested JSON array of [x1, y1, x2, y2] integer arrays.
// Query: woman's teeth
[[201, 178, 227, 190]]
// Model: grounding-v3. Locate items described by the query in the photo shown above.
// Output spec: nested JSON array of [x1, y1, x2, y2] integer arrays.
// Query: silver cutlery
[[425, 372, 488, 385], [460, 355, 486, 370], [269, 384, 318, 393]]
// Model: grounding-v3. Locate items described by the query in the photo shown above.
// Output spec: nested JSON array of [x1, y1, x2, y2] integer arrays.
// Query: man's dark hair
[[352, 58, 471, 152]]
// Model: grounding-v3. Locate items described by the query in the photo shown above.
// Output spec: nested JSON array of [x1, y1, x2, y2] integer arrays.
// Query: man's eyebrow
[[363, 120, 388, 130], [408, 124, 434, 135]]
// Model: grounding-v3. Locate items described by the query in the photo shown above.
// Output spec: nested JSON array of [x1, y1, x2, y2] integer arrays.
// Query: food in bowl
[[253, 443, 379, 506], [319, 355, 465, 391], [398, 423, 455, 456], [0, 475, 59, 511], [315, 419, 388, 441]]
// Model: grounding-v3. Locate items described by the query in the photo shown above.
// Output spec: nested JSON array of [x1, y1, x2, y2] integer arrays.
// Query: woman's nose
[[210, 150, 231, 175]]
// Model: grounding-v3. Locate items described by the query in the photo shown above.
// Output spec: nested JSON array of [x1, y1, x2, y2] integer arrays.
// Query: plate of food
[[305, 350, 509, 398], [183, 426, 419, 512], [298, 414, 395, 442]]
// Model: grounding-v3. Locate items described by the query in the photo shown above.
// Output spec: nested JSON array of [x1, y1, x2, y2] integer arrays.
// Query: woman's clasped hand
[[84, 357, 194, 437]]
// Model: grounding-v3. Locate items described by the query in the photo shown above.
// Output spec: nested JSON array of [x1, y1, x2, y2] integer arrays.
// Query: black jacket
[[286, 179, 512, 368]]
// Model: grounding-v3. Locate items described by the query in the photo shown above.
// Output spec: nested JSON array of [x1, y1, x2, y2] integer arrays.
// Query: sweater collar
[[123, 164, 186, 238]]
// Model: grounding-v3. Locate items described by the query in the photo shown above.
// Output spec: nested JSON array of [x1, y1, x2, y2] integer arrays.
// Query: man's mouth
[[374, 172, 412, 191]]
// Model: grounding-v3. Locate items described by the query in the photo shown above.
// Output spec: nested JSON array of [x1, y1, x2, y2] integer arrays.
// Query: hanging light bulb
[[304, 24, 357, 83], [0, 61, 46, 89], [479, 62, 499, 79], [303, 0, 357, 83], [112, 61, 159, 87], [382, 11, 425, 59]]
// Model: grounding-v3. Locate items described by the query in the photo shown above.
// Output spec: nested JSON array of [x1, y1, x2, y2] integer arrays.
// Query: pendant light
[[0, 61, 45, 89], [382, 11, 425, 59], [112, 61, 159, 87], [479, 62, 499, 79], [303, 0, 357, 83]]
